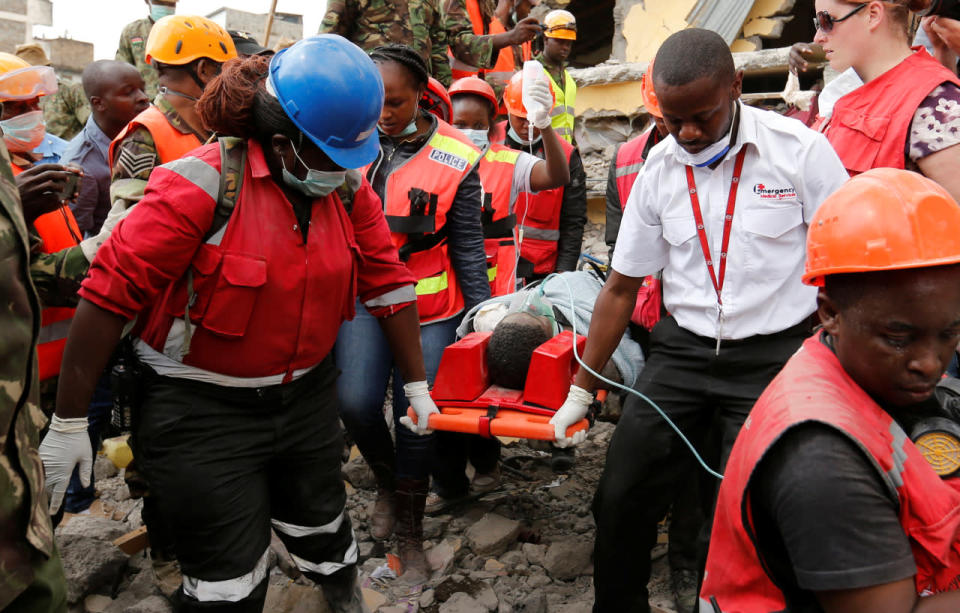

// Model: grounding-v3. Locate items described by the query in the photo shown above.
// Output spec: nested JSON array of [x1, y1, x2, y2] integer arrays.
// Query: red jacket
[[80, 139, 416, 381], [516, 137, 574, 275], [824, 48, 960, 174], [702, 332, 960, 611]]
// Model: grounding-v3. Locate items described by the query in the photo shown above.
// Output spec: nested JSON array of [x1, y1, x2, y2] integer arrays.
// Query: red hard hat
[[421, 77, 452, 123], [449, 76, 499, 112]]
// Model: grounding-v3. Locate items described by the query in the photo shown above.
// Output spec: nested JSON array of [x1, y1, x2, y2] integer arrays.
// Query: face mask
[[0, 110, 45, 153], [379, 107, 419, 138], [150, 2, 175, 21], [513, 285, 560, 336], [281, 141, 346, 198], [672, 102, 737, 168], [460, 128, 489, 150], [508, 124, 541, 146]]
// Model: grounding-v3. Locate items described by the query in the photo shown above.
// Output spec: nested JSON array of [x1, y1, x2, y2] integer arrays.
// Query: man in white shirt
[[547, 29, 849, 613]]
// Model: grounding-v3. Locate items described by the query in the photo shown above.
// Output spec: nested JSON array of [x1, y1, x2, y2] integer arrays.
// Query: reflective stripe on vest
[[109, 105, 203, 168], [38, 318, 71, 344], [519, 225, 559, 241], [701, 332, 960, 610], [415, 271, 448, 295], [614, 129, 656, 207], [546, 68, 577, 143], [484, 147, 520, 165]]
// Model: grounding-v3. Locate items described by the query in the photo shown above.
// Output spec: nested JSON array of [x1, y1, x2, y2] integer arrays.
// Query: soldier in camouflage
[[116, 1, 179, 100], [14, 45, 90, 142], [0, 134, 91, 612], [320, 0, 453, 86]]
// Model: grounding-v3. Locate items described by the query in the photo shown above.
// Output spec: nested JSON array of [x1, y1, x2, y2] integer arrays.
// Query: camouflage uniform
[[320, 0, 453, 86], [443, 0, 497, 72], [110, 94, 207, 211], [116, 17, 159, 100], [0, 140, 88, 610], [40, 80, 91, 142]]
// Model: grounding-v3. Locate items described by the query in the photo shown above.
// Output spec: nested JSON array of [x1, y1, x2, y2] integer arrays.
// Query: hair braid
[[369, 44, 430, 88]]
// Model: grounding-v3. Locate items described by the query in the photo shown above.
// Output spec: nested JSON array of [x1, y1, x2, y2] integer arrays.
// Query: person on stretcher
[[426, 269, 643, 512]]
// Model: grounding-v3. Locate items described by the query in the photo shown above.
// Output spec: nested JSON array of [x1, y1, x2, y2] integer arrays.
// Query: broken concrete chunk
[[59, 535, 128, 604], [465, 513, 520, 556], [514, 591, 548, 613], [521, 543, 547, 567], [439, 592, 489, 613], [543, 538, 593, 581]]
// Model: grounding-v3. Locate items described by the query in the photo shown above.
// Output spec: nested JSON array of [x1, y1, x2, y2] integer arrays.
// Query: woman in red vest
[[449, 75, 569, 297], [702, 169, 960, 612], [334, 44, 490, 582], [41, 36, 429, 613], [813, 0, 960, 200]]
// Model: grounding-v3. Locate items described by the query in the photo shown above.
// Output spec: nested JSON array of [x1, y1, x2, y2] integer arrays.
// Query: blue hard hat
[[268, 35, 383, 169]]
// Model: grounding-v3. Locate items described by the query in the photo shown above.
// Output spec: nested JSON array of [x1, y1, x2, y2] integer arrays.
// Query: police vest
[[11, 162, 82, 381], [701, 332, 960, 612], [449, 0, 531, 89], [823, 48, 960, 175], [545, 67, 577, 143], [478, 144, 521, 296], [515, 138, 573, 277], [109, 104, 203, 168], [380, 121, 481, 323]]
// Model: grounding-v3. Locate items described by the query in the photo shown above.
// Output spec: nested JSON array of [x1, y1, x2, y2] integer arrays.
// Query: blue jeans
[[334, 301, 459, 482]]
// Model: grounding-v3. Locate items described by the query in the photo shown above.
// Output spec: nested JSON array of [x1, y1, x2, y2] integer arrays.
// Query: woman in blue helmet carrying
[[40, 36, 431, 613]]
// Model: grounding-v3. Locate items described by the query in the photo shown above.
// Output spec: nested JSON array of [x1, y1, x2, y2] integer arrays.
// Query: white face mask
[[0, 110, 45, 153], [460, 128, 489, 150], [671, 103, 737, 168]]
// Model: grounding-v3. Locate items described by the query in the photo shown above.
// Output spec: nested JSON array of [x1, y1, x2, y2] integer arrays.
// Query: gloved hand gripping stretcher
[[406, 330, 595, 440]]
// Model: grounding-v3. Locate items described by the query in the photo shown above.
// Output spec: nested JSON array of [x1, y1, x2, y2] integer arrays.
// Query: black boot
[[394, 478, 429, 583]]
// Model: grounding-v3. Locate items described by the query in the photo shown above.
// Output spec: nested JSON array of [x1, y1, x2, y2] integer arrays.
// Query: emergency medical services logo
[[429, 149, 468, 172], [753, 183, 797, 200]]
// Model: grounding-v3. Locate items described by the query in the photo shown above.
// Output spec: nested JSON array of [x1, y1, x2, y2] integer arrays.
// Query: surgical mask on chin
[[460, 128, 489, 150], [508, 124, 540, 147], [150, 2, 175, 21], [673, 104, 737, 168], [281, 142, 346, 198], [379, 108, 419, 138], [0, 110, 45, 153]]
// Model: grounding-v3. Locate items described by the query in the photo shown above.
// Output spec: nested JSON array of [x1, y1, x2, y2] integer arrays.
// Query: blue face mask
[[460, 128, 489, 150], [150, 2, 175, 21], [281, 140, 346, 198], [508, 124, 541, 147]]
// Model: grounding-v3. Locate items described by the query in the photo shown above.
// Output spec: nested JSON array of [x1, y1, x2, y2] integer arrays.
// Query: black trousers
[[431, 432, 501, 497], [591, 316, 808, 613], [136, 356, 356, 612]]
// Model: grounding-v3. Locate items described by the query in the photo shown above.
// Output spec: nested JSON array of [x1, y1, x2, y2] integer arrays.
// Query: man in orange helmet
[[702, 168, 960, 612]]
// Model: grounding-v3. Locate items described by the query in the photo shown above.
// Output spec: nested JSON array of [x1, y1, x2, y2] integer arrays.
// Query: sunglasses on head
[[813, 2, 868, 32]]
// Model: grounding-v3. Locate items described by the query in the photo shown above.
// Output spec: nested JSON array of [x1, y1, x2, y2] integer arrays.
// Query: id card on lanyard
[[684, 148, 747, 354]]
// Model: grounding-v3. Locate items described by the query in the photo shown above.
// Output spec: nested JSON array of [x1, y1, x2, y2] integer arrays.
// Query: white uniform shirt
[[611, 103, 849, 340]]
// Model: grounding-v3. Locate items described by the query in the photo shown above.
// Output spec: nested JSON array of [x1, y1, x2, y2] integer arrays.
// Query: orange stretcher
[[408, 330, 592, 440]]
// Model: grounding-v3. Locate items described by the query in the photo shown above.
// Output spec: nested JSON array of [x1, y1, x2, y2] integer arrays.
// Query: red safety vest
[[515, 138, 573, 276], [11, 162, 82, 381], [702, 332, 960, 612], [375, 120, 481, 323], [109, 105, 203, 167], [823, 48, 960, 175], [478, 144, 521, 296], [449, 0, 531, 89]]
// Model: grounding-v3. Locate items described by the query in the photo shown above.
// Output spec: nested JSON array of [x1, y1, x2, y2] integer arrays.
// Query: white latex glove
[[38, 415, 92, 514], [526, 77, 553, 130], [550, 384, 592, 448], [79, 199, 135, 262], [399, 380, 439, 435]]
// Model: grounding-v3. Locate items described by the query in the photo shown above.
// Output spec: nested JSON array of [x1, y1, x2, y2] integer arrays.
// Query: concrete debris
[[464, 514, 521, 556], [514, 591, 548, 613], [83, 594, 112, 613], [543, 538, 594, 581], [439, 592, 489, 613], [264, 580, 330, 613], [58, 532, 128, 604], [341, 455, 377, 489], [124, 595, 174, 613]]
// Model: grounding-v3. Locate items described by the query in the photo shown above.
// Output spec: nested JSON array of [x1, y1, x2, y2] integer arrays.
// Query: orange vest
[[449, 0, 532, 88], [11, 162, 82, 381], [478, 144, 524, 296], [515, 138, 573, 276], [109, 104, 202, 168], [374, 121, 482, 323], [702, 332, 960, 612], [823, 48, 960, 175]]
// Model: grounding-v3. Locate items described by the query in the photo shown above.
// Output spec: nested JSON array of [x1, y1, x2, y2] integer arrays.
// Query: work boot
[[471, 465, 501, 494], [367, 461, 396, 540], [322, 567, 371, 613], [671, 567, 699, 613], [394, 478, 430, 584]]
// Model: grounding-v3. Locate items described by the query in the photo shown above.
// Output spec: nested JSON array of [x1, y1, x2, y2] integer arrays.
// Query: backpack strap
[[181, 137, 247, 356]]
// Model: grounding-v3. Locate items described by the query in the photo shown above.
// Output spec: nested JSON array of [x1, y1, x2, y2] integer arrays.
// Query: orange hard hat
[[449, 76, 499, 112], [421, 77, 452, 123], [543, 10, 577, 40], [145, 14, 237, 65], [0, 52, 57, 101], [804, 168, 960, 286], [503, 71, 555, 118], [640, 59, 661, 118]]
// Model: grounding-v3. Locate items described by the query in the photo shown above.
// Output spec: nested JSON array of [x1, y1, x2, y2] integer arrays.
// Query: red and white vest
[[701, 332, 960, 612], [478, 143, 521, 296], [375, 120, 481, 323], [515, 137, 574, 277], [823, 48, 960, 175]]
